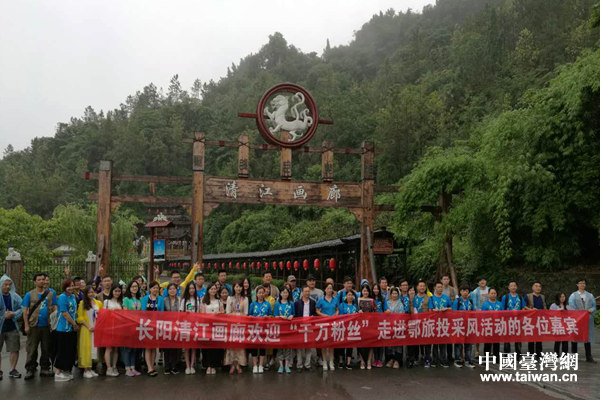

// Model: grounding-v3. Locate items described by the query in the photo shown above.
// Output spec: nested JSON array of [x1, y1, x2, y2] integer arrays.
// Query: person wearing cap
[[287, 275, 301, 302], [306, 275, 324, 302]]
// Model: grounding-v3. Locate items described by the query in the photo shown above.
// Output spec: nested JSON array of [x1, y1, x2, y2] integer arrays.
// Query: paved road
[[0, 356, 565, 400], [3, 329, 600, 399]]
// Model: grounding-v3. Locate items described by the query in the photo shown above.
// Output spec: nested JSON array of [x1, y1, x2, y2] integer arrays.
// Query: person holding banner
[[249, 285, 272, 373], [568, 278, 597, 363], [386, 287, 405, 368], [181, 282, 200, 375], [201, 283, 225, 375], [481, 288, 503, 362], [338, 290, 358, 370], [316, 282, 339, 371], [103, 285, 123, 377], [225, 281, 248, 374], [501, 281, 524, 358], [371, 283, 388, 368], [410, 280, 430, 368], [122, 280, 143, 377], [141, 281, 164, 377], [274, 286, 294, 374], [357, 283, 375, 370], [524, 281, 545, 359], [549, 292, 570, 356], [163, 283, 181, 375], [430, 282, 452, 368], [452, 284, 476, 368], [77, 286, 102, 378]]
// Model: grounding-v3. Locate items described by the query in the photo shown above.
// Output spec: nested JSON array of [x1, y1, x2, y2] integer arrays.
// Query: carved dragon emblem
[[263, 92, 314, 142]]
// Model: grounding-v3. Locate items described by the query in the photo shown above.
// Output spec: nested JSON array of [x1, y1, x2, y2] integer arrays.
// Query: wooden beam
[[181, 138, 380, 154], [238, 135, 249, 178], [279, 131, 292, 180], [96, 160, 112, 274], [374, 185, 401, 192], [89, 193, 192, 205], [85, 172, 192, 184], [321, 140, 334, 182]]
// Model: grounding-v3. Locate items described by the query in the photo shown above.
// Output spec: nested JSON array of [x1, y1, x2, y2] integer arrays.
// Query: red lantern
[[272, 261, 277, 270], [257, 261, 261, 270], [279, 261, 284, 270], [314, 258, 320, 271], [236, 262, 240, 270], [243, 262, 247, 270], [265, 261, 270, 271], [302, 259, 309, 271], [229, 261, 233, 270], [221, 262, 225, 269], [286, 261, 291, 270], [293, 260, 299, 271], [251, 262, 256, 270], [207, 262, 211, 269], [178, 262, 182, 268], [202, 263, 205, 269], [329, 258, 336, 271]]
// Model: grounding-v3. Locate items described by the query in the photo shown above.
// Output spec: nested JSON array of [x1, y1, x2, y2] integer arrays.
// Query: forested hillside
[[1, 0, 599, 280]]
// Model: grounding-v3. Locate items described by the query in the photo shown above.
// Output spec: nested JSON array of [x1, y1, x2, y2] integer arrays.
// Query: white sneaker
[[252, 366, 258, 374], [110, 368, 120, 377], [54, 372, 70, 382], [185, 368, 191, 375], [258, 366, 264, 374], [90, 370, 99, 377], [83, 370, 94, 379], [329, 361, 335, 370], [323, 363, 329, 371], [191, 367, 196, 374]]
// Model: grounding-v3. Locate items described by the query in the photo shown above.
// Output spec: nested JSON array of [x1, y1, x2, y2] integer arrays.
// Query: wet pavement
[[2, 331, 598, 399]]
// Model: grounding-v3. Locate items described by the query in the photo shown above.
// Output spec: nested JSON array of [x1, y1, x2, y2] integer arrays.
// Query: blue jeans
[[454, 343, 472, 362], [120, 347, 137, 368]]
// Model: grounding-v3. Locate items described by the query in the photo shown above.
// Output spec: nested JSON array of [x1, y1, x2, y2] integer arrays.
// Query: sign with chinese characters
[[94, 310, 589, 349], [204, 177, 361, 208]]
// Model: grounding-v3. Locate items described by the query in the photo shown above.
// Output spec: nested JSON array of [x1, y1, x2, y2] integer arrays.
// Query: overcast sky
[[0, 0, 434, 153]]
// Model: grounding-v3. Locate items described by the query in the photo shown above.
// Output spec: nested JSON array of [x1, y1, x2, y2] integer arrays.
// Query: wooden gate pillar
[[359, 142, 376, 284], [96, 160, 112, 275], [191, 132, 206, 265]]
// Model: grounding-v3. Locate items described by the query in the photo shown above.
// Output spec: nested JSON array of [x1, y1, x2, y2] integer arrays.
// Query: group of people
[[0, 266, 596, 382]]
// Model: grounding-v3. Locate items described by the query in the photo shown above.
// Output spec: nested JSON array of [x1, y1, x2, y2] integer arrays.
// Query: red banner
[[94, 310, 589, 349]]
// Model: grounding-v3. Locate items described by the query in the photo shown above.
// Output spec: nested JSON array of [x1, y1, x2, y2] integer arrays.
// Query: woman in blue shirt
[[339, 290, 358, 370], [141, 281, 164, 376], [248, 285, 272, 373], [386, 287, 405, 368], [274, 287, 294, 374], [481, 288, 503, 361], [316, 282, 339, 371], [54, 279, 79, 381]]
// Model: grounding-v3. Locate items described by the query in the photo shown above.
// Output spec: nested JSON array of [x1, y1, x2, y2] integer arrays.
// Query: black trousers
[[53, 331, 77, 371], [554, 341, 568, 355], [503, 342, 522, 356], [571, 342, 593, 359], [163, 349, 180, 370], [25, 326, 51, 371], [528, 342, 543, 358], [484, 343, 500, 362], [202, 348, 223, 368]]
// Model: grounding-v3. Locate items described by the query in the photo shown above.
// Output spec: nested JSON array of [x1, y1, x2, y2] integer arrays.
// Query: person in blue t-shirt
[[249, 286, 272, 373], [500, 281, 524, 357], [336, 276, 359, 305], [452, 284, 476, 368], [371, 283, 389, 368], [481, 288, 503, 361], [430, 282, 452, 368], [338, 290, 358, 370], [274, 287, 294, 374], [408, 280, 431, 368], [316, 283, 339, 371], [54, 279, 79, 381]]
